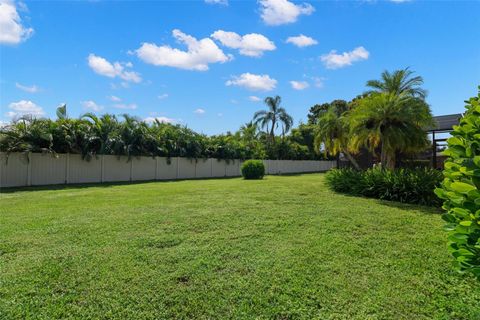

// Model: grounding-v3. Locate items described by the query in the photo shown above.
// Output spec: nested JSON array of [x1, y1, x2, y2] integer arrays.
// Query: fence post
[[27, 152, 32, 186], [176, 157, 179, 179], [101, 155, 105, 183], [65, 153, 70, 184], [130, 158, 133, 182]]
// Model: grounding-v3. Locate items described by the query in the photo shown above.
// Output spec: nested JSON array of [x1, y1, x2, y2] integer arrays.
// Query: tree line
[[0, 68, 433, 165]]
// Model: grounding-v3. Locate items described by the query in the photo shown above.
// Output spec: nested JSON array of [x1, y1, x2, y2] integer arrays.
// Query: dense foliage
[[435, 88, 480, 279], [0, 112, 327, 161], [326, 167, 443, 206], [1, 69, 434, 167], [312, 68, 433, 169], [241, 160, 265, 180]]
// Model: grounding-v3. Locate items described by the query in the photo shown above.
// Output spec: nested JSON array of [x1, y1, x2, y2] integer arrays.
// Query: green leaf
[[450, 182, 476, 194], [452, 207, 470, 218], [459, 220, 472, 227]]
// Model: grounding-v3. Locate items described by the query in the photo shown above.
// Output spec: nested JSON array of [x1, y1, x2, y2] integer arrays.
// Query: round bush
[[241, 160, 265, 179]]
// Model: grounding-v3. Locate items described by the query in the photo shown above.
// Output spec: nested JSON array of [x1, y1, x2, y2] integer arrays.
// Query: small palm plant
[[314, 106, 360, 170]]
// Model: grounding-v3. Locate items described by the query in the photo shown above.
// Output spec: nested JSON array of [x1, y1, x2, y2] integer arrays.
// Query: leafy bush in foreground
[[435, 88, 480, 279], [241, 160, 265, 180], [326, 167, 442, 206]]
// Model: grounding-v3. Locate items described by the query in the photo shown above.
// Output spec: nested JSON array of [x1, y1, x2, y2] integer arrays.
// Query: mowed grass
[[0, 174, 479, 320]]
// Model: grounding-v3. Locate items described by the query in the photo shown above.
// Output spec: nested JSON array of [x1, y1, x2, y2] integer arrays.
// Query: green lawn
[[1, 174, 479, 319]]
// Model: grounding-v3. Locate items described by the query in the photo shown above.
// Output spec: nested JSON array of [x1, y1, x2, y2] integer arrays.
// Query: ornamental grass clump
[[326, 167, 442, 206], [435, 87, 480, 279]]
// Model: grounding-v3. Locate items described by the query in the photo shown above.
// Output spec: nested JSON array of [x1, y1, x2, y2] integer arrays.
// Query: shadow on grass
[[326, 190, 442, 214], [374, 199, 442, 214], [0, 172, 328, 194], [0, 176, 242, 194]]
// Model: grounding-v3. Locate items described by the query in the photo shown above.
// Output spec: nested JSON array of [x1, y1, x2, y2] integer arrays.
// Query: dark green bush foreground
[[241, 160, 265, 179], [435, 87, 480, 279], [326, 167, 443, 206]]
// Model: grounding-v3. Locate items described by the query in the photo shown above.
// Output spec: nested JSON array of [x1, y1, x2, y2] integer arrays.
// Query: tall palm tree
[[366, 68, 427, 99], [253, 96, 293, 140], [314, 108, 360, 170], [348, 92, 434, 169]]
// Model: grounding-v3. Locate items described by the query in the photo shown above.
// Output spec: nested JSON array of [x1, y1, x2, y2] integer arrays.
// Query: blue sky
[[1, 0, 479, 135]]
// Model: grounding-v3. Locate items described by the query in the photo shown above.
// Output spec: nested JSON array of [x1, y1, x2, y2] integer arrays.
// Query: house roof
[[427, 113, 462, 132]]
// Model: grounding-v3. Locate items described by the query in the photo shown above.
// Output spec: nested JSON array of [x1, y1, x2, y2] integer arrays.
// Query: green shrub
[[326, 167, 442, 206], [325, 168, 365, 195], [435, 87, 480, 279], [241, 160, 265, 179]]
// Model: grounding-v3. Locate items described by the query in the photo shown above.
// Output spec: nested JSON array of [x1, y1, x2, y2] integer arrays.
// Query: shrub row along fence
[[0, 153, 336, 188]]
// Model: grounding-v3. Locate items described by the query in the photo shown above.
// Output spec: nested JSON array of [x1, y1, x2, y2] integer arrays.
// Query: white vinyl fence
[[0, 153, 336, 188]]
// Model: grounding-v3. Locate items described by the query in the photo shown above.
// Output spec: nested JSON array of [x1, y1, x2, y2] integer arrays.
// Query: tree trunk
[[386, 153, 396, 170], [344, 151, 361, 170], [270, 119, 276, 141], [380, 141, 387, 169]]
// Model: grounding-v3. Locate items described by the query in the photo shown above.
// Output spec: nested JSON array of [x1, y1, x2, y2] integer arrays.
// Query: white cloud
[[144, 116, 176, 124], [113, 103, 137, 110], [205, 0, 228, 5], [211, 30, 276, 57], [87, 54, 142, 83], [109, 95, 122, 102], [194, 108, 206, 114], [136, 29, 232, 71], [15, 82, 40, 93], [0, 0, 34, 45], [81, 100, 103, 112], [158, 93, 169, 100], [320, 46, 369, 69], [286, 34, 317, 47], [226, 73, 277, 91], [290, 80, 309, 90], [311, 76, 325, 88], [5, 100, 44, 119], [248, 95, 262, 102], [259, 0, 314, 26]]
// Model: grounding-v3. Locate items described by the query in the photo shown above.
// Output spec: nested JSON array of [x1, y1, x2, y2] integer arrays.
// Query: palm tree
[[348, 92, 434, 169], [56, 104, 67, 120], [239, 121, 258, 141], [366, 68, 427, 99], [253, 96, 293, 140], [313, 107, 360, 170]]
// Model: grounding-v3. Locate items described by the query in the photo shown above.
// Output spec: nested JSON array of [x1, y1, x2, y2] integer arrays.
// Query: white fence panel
[[212, 159, 226, 177], [195, 159, 212, 178], [156, 157, 177, 180], [132, 157, 156, 181], [31, 153, 67, 186], [103, 155, 130, 182], [263, 160, 277, 175], [177, 158, 196, 179], [0, 153, 336, 188], [0, 153, 29, 187], [225, 160, 241, 177], [319, 160, 335, 171], [69, 154, 102, 184]]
